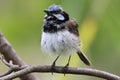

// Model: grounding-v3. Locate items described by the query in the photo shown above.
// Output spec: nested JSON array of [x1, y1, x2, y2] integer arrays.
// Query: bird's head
[[44, 4, 69, 24]]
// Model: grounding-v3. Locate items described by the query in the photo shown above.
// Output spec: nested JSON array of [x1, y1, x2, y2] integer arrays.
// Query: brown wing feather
[[62, 18, 79, 36]]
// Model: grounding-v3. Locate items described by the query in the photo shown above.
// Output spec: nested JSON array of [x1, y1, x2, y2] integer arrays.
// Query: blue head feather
[[47, 4, 63, 11]]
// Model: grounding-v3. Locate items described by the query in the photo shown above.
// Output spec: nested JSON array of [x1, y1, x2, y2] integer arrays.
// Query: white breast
[[41, 30, 80, 55]]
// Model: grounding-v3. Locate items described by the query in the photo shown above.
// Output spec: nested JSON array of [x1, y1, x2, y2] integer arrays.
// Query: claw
[[51, 62, 55, 75], [62, 63, 69, 76]]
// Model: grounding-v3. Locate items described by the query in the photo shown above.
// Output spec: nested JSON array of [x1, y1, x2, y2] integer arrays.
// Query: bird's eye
[[53, 14, 65, 21]]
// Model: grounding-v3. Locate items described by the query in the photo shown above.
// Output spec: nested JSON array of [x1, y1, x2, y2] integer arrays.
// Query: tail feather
[[77, 51, 91, 66]]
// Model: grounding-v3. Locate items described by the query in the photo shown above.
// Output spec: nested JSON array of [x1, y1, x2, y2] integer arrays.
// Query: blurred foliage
[[0, 0, 120, 80]]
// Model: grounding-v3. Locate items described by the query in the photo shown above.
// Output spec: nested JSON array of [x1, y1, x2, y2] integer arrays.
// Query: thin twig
[[1, 56, 119, 80], [0, 56, 19, 68], [0, 69, 13, 77], [0, 56, 26, 77], [0, 65, 120, 80]]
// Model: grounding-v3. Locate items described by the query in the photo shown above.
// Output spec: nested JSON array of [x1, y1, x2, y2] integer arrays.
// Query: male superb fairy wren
[[41, 4, 91, 68]]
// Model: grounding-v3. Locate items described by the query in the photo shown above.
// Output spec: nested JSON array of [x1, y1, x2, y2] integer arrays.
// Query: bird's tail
[[77, 51, 91, 66]]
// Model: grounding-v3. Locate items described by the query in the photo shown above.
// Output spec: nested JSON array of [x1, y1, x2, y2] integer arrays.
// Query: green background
[[0, 0, 120, 80]]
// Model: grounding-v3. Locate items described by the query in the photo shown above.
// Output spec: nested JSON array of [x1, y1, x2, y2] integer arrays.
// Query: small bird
[[41, 4, 91, 68]]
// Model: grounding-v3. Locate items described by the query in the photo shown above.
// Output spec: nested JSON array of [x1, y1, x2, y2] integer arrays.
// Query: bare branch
[[0, 32, 39, 80], [0, 56, 19, 68], [0, 56, 26, 77], [0, 32, 120, 80], [0, 69, 13, 77], [0, 65, 119, 80]]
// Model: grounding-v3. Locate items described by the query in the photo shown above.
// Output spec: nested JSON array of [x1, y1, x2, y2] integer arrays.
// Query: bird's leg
[[51, 55, 60, 74], [52, 55, 60, 67], [63, 55, 71, 76], [65, 55, 71, 67]]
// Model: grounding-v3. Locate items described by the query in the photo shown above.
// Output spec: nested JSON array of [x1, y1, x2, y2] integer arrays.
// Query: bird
[[41, 4, 91, 69]]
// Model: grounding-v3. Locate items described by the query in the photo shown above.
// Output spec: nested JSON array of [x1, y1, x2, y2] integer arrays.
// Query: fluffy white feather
[[41, 30, 81, 55]]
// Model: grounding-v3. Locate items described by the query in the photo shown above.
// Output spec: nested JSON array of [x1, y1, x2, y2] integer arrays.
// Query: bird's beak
[[44, 10, 50, 14]]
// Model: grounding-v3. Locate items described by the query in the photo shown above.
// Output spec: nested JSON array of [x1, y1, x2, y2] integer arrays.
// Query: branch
[[0, 32, 120, 80], [0, 32, 39, 80], [0, 65, 119, 80], [0, 56, 26, 77]]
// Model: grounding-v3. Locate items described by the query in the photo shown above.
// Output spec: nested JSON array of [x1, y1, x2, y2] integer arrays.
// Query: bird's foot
[[62, 63, 69, 76], [51, 62, 56, 75]]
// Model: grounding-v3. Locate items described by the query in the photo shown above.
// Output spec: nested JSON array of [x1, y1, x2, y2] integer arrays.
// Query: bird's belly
[[41, 30, 80, 55]]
